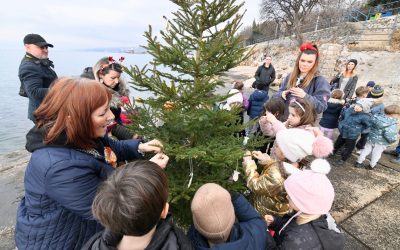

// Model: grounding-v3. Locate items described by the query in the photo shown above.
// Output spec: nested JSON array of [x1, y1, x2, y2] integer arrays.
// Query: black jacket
[[82, 216, 194, 250], [18, 53, 57, 121], [319, 98, 345, 129], [254, 64, 276, 92], [267, 213, 345, 250]]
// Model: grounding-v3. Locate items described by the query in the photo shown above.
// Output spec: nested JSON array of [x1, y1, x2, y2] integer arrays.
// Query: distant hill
[[83, 46, 147, 54]]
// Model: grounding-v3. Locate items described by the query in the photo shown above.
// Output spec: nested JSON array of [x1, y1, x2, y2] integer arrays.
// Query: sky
[[1, 0, 261, 50]]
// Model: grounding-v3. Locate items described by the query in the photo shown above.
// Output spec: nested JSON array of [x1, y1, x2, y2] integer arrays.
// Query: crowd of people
[[15, 34, 399, 249]]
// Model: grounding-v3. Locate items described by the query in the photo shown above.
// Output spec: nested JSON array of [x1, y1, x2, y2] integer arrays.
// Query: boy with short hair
[[83, 157, 193, 250], [188, 183, 268, 249]]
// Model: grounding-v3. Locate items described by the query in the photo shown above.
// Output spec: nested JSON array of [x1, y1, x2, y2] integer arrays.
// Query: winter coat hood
[[82, 216, 194, 250]]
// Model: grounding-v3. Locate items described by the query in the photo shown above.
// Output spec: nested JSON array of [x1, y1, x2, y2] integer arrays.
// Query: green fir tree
[[124, 0, 263, 225]]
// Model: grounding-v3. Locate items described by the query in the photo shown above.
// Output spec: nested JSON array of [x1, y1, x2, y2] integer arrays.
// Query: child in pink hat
[[265, 159, 345, 249]]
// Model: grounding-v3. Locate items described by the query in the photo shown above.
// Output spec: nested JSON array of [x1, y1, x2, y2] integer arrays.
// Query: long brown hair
[[34, 77, 112, 149], [343, 59, 357, 78], [287, 44, 319, 89]]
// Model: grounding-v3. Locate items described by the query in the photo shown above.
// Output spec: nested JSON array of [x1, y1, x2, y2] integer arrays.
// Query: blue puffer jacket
[[319, 98, 345, 129], [338, 107, 372, 139], [187, 194, 268, 250], [368, 115, 398, 145], [247, 90, 269, 119], [15, 127, 142, 250]]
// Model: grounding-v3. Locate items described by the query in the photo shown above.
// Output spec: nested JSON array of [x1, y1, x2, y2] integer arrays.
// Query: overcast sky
[[1, 0, 261, 50]]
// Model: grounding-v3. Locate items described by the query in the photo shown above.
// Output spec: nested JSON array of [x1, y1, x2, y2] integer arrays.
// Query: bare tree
[[260, 0, 321, 45]]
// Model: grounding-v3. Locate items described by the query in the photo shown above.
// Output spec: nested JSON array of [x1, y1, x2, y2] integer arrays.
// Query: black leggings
[[334, 134, 357, 161], [356, 133, 368, 150]]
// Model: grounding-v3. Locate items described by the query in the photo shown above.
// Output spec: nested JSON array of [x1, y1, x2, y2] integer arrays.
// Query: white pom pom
[[310, 159, 331, 174]]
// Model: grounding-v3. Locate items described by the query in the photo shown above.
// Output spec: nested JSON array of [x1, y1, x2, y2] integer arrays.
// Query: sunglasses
[[38, 45, 48, 50]]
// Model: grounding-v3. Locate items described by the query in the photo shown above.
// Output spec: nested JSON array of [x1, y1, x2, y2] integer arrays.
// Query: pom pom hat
[[284, 159, 334, 214], [275, 128, 333, 163]]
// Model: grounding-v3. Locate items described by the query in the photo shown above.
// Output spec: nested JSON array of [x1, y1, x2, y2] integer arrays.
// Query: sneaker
[[390, 157, 400, 164], [365, 165, 374, 170], [337, 159, 345, 166], [384, 149, 398, 157], [354, 162, 365, 168]]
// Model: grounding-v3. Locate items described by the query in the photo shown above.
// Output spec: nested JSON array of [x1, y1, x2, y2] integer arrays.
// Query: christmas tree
[[125, 0, 261, 225]]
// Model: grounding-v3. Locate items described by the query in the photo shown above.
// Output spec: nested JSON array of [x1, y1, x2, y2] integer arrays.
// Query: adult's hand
[[150, 153, 169, 169], [289, 87, 306, 98], [139, 139, 163, 153]]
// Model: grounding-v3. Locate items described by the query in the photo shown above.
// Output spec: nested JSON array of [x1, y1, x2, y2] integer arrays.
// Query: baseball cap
[[23, 34, 54, 48]]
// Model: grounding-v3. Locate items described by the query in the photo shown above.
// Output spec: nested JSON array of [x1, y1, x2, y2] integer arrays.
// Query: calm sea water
[[0, 49, 152, 154]]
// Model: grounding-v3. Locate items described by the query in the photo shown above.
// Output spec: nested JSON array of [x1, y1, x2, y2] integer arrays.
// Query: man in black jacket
[[254, 55, 276, 95], [18, 34, 57, 121]]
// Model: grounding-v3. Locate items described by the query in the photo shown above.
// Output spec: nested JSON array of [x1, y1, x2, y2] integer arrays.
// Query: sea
[[0, 48, 153, 154]]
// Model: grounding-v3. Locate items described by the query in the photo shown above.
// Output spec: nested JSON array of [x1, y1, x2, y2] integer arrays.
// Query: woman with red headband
[[277, 42, 331, 119]]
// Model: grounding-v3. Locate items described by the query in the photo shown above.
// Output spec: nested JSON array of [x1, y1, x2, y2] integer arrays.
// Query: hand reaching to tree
[[138, 139, 164, 153], [252, 151, 271, 163], [150, 153, 169, 169]]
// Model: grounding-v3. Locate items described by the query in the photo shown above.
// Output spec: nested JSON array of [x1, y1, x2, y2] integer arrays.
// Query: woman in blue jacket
[[15, 77, 162, 250], [277, 42, 330, 118]]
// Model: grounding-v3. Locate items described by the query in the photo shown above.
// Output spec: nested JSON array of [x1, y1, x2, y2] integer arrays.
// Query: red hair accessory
[[299, 42, 317, 52], [108, 56, 114, 63], [118, 56, 125, 62]]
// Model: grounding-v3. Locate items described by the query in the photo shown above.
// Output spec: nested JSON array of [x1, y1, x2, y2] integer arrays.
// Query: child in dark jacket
[[333, 101, 372, 165], [188, 183, 268, 250], [319, 89, 345, 140], [247, 82, 269, 135], [82, 157, 194, 250], [265, 159, 345, 250]]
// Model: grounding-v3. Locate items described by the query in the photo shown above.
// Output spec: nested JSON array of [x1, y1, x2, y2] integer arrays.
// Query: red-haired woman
[[15, 78, 163, 250], [277, 42, 331, 119]]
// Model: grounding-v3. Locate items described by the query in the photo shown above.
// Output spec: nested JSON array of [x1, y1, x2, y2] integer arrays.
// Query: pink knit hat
[[284, 159, 334, 214], [275, 128, 333, 162], [191, 183, 235, 243]]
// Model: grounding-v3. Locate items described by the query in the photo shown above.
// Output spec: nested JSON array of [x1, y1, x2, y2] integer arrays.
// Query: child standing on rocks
[[355, 104, 400, 170]]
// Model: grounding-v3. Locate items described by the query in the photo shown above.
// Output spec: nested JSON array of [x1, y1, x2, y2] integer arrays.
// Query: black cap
[[23, 34, 54, 48], [348, 59, 358, 66]]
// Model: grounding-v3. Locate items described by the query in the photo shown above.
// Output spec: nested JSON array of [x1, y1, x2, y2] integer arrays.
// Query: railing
[[245, 0, 400, 46], [344, 0, 400, 22]]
